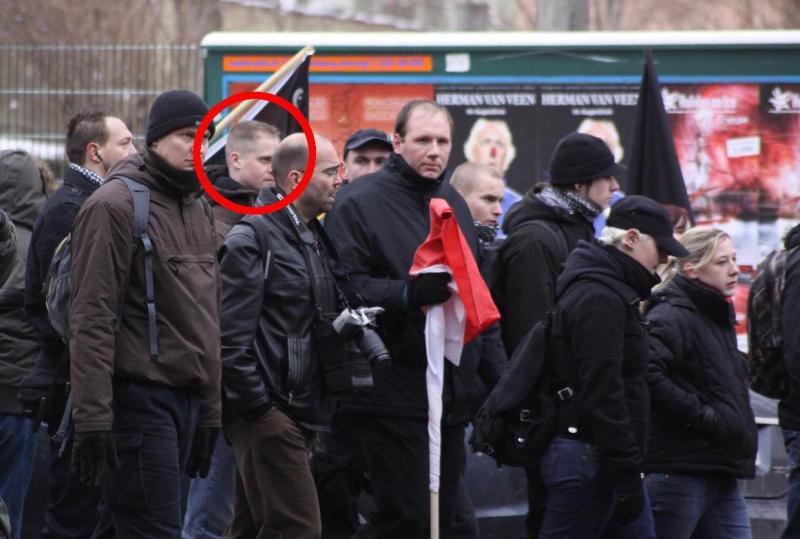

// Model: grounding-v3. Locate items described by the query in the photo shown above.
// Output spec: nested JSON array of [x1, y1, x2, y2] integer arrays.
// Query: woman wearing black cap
[[538, 195, 689, 538], [643, 227, 756, 538]]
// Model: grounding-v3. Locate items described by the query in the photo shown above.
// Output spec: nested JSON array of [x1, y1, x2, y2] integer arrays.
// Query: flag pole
[[431, 491, 440, 539], [211, 44, 315, 140]]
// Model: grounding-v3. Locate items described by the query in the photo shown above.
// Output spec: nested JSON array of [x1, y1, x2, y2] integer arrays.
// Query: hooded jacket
[[491, 188, 595, 353], [324, 152, 481, 418], [0, 212, 15, 291], [780, 224, 800, 430], [549, 240, 656, 492], [644, 275, 756, 477], [68, 148, 221, 433], [0, 150, 47, 414]]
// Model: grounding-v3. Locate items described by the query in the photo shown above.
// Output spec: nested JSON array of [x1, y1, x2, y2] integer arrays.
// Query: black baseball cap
[[343, 128, 393, 157], [607, 196, 690, 257]]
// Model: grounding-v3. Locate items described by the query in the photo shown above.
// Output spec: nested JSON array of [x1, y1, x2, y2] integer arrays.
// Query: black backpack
[[470, 311, 573, 467], [746, 246, 797, 399]]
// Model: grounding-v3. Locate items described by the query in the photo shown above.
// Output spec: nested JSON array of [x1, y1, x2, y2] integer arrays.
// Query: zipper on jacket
[[288, 391, 294, 405]]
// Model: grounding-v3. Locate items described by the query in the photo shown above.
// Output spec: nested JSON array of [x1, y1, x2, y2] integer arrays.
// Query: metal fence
[[0, 44, 203, 177]]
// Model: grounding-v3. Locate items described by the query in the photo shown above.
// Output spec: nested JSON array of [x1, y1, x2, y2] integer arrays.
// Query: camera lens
[[357, 329, 391, 366]]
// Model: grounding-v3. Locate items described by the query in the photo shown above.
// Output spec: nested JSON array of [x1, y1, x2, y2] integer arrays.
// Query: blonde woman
[[644, 228, 756, 538]]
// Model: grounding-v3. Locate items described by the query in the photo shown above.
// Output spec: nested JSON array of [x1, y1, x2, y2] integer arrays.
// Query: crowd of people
[[0, 89, 797, 539]]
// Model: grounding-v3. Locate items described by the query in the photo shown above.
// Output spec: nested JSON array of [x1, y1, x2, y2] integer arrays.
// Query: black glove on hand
[[407, 272, 452, 308], [612, 485, 645, 524], [187, 427, 220, 478], [693, 404, 732, 440], [71, 431, 119, 487]]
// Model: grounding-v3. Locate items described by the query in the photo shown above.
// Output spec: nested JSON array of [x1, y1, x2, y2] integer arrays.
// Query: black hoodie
[[548, 240, 657, 492], [491, 188, 595, 353], [781, 223, 800, 430]]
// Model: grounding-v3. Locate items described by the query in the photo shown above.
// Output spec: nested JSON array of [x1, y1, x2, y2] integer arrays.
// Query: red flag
[[410, 198, 500, 343]]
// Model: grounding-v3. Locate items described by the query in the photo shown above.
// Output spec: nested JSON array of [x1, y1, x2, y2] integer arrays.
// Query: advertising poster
[[227, 80, 432, 158], [435, 85, 538, 195], [537, 85, 639, 186]]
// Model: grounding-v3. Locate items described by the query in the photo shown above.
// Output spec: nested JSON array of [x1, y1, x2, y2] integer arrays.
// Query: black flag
[[626, 49, 694, 224], [205, 55, 310, 165]]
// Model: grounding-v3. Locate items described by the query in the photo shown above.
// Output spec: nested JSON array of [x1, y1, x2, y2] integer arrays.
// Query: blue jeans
[[645, 473, 751, 538], [182, 435, 236, 539], [0, 414, 38, 539], [539, 436, 655, 539], [783, 429, 800, 538]]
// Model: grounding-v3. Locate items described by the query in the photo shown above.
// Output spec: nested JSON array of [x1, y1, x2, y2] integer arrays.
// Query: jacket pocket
[[284, 334, 312, 401]]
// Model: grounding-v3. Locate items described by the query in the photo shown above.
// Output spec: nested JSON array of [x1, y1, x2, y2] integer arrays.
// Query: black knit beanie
[[146, 90, 215, 145]]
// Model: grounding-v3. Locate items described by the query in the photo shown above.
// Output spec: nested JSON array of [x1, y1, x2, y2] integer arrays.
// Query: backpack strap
[[117, 177, 158, 360], [242, 216, 273, 281]]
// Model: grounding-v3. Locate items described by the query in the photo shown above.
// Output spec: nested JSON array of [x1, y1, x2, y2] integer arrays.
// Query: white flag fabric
[[413, 264, 465, 493]]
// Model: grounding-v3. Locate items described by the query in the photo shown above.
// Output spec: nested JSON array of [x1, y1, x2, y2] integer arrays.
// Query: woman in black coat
[[644, 227, 757, 539]]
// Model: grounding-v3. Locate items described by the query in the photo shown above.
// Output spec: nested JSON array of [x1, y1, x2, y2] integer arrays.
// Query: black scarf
[[143, 146, 200, 197], [673, 274, 735, 327], [604, 244, 661, 301]]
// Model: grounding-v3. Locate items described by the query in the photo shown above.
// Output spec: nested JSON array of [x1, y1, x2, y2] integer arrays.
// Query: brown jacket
[[69, 149, 221, 432]]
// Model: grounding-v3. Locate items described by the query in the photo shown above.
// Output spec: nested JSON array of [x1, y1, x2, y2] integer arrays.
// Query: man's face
[[472, 123, 509, 176], [578, 176, 620, 210], [393, 108, 452, 180], [151, 126, 209, 171], [302, 140, 342, 215], [344, 143, 391, 181], [93, 116, 136, 173], [230, 134, 280, 190], [460, 173, 505, 226]]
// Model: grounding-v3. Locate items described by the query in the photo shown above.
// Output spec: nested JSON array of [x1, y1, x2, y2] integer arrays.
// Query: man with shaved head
[[217, 132, 344, 538]]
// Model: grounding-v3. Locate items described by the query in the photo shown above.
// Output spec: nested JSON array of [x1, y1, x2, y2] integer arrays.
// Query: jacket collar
[[657, 274, 735, 327], [384, 153, 445, 194], [62, 165, 102, 194]]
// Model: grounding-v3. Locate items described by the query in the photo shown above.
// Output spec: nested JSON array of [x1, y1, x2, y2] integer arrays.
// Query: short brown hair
[[225, 120, 280, 160], [394, 100, 453, 138], [450, 162, 501, 195], [65, 107, 111, 165]]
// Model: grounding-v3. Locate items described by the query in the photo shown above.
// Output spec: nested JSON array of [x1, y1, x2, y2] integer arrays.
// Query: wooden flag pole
[[211, 44, 314, 140], [431, 491, 439, 539]]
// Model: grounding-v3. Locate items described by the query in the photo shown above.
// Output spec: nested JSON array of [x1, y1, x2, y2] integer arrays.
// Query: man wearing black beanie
[[67, 89, 221, 537]]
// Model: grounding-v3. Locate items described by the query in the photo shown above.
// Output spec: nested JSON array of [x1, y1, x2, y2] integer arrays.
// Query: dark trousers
[[785, 429, 800, 539], [354, 416, 464, 539], [523, 463, 547, 538], [225, 406, 320, 539], [312, 413, 365, 539], [95, 379, 198, 539], [41, 422, 107, 539]]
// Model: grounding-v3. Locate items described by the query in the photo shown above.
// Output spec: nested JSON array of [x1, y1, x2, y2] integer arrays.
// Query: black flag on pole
[[626, 49, 694, 224], [205, 55, 311, 165]]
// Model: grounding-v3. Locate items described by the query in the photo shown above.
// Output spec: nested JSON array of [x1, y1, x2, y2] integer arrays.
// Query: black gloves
[[612, 486, 645, 523], [407, 272, 452, 309], [71, 431, 119, 487], [692, 404, 734, 440], [186, 427, 220, 478]]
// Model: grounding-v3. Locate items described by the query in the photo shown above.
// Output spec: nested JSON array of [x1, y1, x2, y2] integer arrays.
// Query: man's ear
[[87, 142, 101, 164], [622, 228, 640, 249], [228, 151, 241, 171], [288, 169, 303, 188], [392, 133, 403, 153]]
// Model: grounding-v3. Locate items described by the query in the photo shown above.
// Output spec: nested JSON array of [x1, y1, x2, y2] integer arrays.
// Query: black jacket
[[0, 210, 14, 288], [781, 224, 800, 430], [0, 151, 47, 413], [21, 167, 100, 408], [644, 275, 757, 477], [218, 189, 339, 428], [324, 153, 481, 418], [491, 188, 595, 353], [208, 174, 258, 245], [549, 241, 656, 491]]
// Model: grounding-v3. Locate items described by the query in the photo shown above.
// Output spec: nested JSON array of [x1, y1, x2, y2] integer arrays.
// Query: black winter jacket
[[644, 275, 757, 477], [324, 153, 481, 418], [21, 167, 99, 410], [0, 210, 14, 288], [781, 224, 800, 430], [218, 189, 339, 428], [549, 241, 656, 492], [491, 188, 595, 353], [0, 150, 47, 414]]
